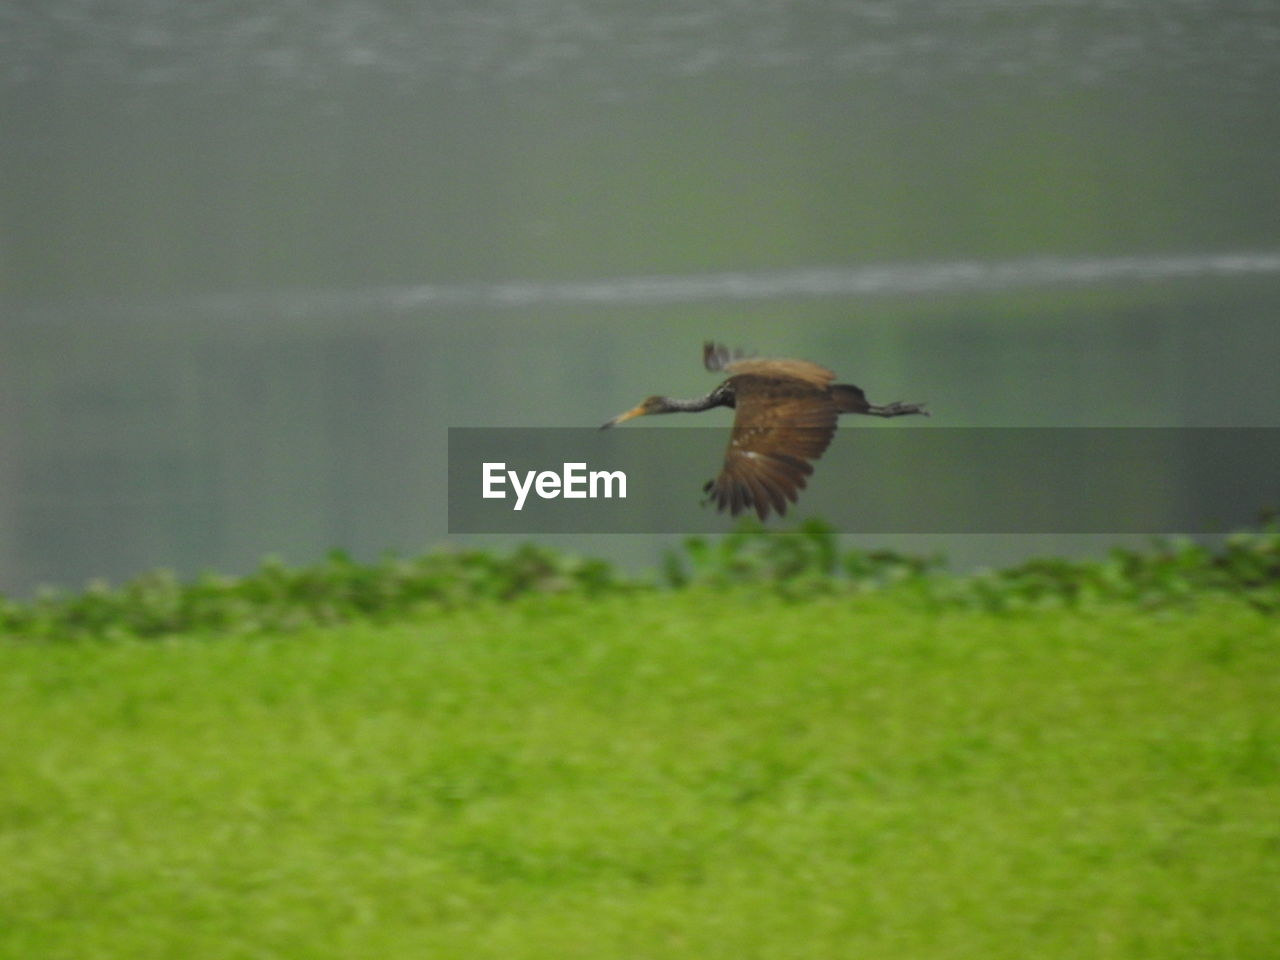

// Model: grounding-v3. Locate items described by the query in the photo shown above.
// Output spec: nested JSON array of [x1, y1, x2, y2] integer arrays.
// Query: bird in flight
[[601, 341, 928, 520]]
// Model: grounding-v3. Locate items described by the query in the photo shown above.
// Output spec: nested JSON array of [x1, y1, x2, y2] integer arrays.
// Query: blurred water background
[[3, 1, 1280, 594]]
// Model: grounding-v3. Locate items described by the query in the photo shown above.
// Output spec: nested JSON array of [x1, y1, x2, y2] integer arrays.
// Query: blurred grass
[[2, 589, 1278, 959]]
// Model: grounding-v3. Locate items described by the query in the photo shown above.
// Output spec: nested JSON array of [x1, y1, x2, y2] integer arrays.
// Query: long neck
[[663, 384, 732, 413]]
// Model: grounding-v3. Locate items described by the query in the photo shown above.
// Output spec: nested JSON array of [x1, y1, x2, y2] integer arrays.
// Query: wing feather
[[738, 458, 777, 522], [705, 375, 838, 520], [703, 341, 835, 386]]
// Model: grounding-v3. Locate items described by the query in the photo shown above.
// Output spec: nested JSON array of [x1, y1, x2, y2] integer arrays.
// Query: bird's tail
[[831, 383, 871, 413]]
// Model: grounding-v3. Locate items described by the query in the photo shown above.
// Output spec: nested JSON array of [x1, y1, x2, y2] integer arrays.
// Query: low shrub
[[3, 521, 1277, 641]]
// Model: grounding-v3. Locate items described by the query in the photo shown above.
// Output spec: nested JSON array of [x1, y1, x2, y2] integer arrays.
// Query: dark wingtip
[[704, 341, 751, 372]]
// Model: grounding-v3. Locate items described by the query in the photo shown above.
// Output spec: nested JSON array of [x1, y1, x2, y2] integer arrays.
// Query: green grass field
[[2, 591, 1278, 959]]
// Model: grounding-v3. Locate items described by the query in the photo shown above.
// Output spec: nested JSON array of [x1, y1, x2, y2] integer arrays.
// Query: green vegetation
[[2, 529, 1278, 958], [3, 521, 1279, 642]]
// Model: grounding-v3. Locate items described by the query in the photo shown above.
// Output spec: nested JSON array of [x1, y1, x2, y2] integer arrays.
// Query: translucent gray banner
[[448, 428, 1280, 534]]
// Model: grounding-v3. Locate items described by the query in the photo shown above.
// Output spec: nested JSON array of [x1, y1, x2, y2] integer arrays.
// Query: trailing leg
[[864, 400, 928, 418], [832, 383, 928, 418]]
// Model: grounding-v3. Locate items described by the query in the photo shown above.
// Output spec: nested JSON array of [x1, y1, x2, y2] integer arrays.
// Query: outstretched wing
[[703, 341, 835, 387], [703, 375, 838, 521]]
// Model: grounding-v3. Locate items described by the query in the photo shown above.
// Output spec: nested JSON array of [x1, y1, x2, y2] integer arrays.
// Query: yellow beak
[[600, 404, 648, 430]]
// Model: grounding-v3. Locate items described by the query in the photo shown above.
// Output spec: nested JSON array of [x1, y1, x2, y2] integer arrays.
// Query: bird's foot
[[869, 401, 929, 418]]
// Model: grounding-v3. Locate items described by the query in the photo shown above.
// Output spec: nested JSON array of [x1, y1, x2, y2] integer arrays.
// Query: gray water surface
[[3, 1, 1280, 593]]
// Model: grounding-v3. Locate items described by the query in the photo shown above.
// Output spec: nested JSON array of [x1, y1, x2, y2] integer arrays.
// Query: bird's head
[[600, 395, 670, 429]]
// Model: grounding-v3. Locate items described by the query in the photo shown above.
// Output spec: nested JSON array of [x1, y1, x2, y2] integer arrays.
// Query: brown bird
[[601, 342, 928, 520]]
